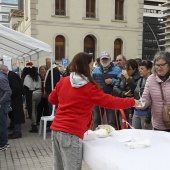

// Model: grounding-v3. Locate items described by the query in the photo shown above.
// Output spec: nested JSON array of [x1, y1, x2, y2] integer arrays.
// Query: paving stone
[[0, 114, 91, 170]]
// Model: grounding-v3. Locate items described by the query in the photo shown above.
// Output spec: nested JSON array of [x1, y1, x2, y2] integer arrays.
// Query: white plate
[[95, 125, 115, 138], [136, 101, 145, 108]]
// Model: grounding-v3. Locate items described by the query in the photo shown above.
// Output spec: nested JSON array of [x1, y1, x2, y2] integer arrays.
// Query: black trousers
[[36, 97, 49, 124]]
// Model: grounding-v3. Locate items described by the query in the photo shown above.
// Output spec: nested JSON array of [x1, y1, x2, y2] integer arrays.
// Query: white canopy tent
[[0, 24, 54, 89], [0, 24, 52, 61]]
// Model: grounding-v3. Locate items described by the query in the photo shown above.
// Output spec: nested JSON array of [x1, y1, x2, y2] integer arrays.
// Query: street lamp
[[139, 21, 161, 51]]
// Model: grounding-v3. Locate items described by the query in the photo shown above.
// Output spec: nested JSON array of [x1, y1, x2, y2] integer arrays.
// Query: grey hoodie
[[70, 72, 89, 88]]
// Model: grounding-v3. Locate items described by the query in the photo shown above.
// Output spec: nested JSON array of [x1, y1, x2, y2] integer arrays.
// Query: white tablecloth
[[83, 129, 170, 170]]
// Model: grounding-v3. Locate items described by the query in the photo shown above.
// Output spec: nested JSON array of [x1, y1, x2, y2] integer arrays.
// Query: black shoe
[[29, 125, 38, 133], [8, 133, 22, 139], [8, 125, 14, 130], [46, 127, 51, 133]]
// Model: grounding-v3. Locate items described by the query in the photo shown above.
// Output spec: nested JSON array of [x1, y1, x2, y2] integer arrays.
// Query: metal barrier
[[90, 108, 130, 130]]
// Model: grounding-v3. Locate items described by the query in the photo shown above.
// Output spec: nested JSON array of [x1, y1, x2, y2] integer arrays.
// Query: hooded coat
[[49, 73, 135, 139]]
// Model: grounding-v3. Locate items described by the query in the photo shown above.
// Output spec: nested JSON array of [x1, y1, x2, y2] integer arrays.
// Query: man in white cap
[[92, 51, 121, 129]]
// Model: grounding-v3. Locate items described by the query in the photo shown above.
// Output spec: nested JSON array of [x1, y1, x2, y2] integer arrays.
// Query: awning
[[0, 24, 52, 60]]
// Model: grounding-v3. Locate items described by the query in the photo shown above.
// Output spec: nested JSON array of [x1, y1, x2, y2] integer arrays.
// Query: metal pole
[[140, 21, 161, 51]]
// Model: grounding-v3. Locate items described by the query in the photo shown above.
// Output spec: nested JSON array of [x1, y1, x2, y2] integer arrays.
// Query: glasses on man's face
[[154, 63, 167, 69]]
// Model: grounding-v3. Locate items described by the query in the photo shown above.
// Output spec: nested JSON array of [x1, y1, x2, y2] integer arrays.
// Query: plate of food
[[95, 125, 115, 138]]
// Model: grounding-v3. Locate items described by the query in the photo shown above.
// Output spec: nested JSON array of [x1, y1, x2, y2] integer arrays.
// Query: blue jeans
[[0, 101, 11, 146], [132, 113, 152, 130], [52, 131, 83, 170], [93, 105, 115, 129], [14, 124, 21, 135]]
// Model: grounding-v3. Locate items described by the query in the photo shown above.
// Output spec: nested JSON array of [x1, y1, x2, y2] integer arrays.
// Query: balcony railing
[[55, 9, 65, 16], [115, 14, 124, 20], [86, 12, 96, 18]]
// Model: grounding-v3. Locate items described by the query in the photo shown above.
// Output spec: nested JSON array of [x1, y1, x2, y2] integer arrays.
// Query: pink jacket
[[141, 73, 170, 130]]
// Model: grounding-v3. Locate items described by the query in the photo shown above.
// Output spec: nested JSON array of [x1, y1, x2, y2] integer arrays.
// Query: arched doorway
[[55, 35, 65, 61], [84, 35, 95, 60], [114, 38, 122, 61]]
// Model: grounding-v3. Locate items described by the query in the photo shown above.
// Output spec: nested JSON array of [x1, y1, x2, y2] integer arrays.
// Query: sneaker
[[0, 145, 8, 151], [5, 143, 10, 148]]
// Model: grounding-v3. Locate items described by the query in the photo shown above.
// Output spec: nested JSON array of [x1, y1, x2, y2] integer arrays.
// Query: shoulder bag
[[160, 83, 170, 126]]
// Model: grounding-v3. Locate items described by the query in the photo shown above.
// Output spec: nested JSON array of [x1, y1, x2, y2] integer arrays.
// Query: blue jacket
[[0, 71, 12, 105], [92, 63, 121, 94]]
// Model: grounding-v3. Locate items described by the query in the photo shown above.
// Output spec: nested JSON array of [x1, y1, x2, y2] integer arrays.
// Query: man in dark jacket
[[0, 66, 12, 151], [44, 58, 60, 117], [0, 64, 25, 139]]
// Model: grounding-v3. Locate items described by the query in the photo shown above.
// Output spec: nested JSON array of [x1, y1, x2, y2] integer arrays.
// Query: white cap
[[100, 51, 110, 59]]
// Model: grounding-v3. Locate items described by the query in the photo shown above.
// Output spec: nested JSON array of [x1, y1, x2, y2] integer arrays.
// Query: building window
[[55, 0, 65, 15], [55, 35, 65, 61], [84, 35, 95, 60], [86, 0, 96, 18], [1, 5, 18, 12], [115, 0, 124, 20], [114, 39, 122, 60], [1, 0, 18, 4], [1, 15, 9, 21]]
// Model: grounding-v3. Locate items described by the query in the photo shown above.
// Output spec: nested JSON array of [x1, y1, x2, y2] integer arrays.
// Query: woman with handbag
[[137, 51, 170, 131]]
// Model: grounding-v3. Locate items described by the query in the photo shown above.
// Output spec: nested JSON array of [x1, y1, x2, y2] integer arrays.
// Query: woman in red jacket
[[49, 52, 139, 170]]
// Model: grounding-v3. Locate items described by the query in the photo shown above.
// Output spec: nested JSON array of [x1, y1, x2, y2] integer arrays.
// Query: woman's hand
[[144, 122, 149, 127], [124, 90, 133, 97], [122, 70, 129, 79], [135, 101, 145, 109], [129, 113, 133, 119], [134, 100, 141, 107]]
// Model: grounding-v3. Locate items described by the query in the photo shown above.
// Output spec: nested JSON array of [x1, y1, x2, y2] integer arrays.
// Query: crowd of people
[[0, 50, 170, 170], [0, 58, 62, 151]]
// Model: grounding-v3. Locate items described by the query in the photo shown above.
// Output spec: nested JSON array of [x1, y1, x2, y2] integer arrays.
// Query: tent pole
[[50, 52, 55, 167], [37, 52, 40, 73]]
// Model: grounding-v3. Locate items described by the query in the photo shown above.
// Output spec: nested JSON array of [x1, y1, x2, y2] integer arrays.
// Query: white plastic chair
[[39, 105, 55, 140]]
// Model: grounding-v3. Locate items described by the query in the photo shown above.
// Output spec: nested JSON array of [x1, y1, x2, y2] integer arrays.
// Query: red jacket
[[49, 76, 135, 139]]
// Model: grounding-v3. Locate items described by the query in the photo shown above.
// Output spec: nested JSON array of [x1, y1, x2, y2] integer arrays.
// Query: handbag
[[160, 83, 170, 126]]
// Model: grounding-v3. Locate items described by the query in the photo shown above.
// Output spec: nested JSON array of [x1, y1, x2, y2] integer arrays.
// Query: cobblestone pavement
[[0, 117, 91, 170]]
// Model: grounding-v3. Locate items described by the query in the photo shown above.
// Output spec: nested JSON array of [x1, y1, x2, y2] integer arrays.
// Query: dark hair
[[68, 52, 99, 87], [126, 59, 138, 72], [139, 60, 153, 70], [96, 57, 100, 64], [117, 54, 126, 62], [21, 67, 29, 81], [135, 58, 142, 66], [39, 65, 47, 71], [28, 66, 39, 81]]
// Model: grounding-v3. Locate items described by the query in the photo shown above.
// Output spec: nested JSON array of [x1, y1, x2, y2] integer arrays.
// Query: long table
[[83, 129, 170, 170]]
